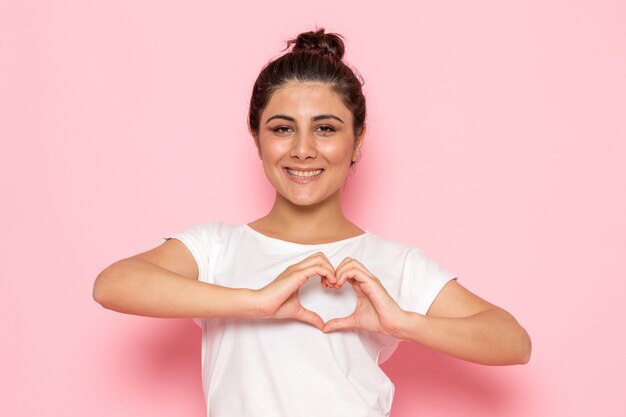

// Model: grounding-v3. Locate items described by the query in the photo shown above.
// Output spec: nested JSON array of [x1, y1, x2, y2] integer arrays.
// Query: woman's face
[[254, 81, 364, 207]]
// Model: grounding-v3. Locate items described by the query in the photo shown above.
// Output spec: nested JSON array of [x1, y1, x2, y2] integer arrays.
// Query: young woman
[[93, 28, 531, 417]]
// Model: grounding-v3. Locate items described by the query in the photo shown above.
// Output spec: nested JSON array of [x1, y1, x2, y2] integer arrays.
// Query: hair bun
[[288, 28, 345, 60]]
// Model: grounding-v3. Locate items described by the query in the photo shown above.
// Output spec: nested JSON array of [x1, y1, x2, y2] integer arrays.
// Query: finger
[[323, 315, 356, 333], [301, 252, 334, 270], [344, 257, 372, 274], [336, 258, 373, 283], [295, 253, 337, 283], [297, 307, 325, 331], [292, 264, 336, 287], [337, 267, 378, 291], [275, 264, 336, 297], [337, 264, 369, 287], [334, 256, 353, 272], [332, 257, 355, 288], [342, 271, 397, 312], [315, 251, 335, 270], [319, 252, 337, 287], [315, 252, 338, 285], [335, 258, 369, 286]]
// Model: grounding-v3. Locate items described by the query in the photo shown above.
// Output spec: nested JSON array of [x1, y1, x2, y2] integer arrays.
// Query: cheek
[[318, 141, 355, 164], [259, 140, 283, 161], [258, 142, 288, 178]]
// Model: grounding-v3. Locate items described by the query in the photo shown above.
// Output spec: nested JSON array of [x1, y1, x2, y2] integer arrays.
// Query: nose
[[289, 130, 317, 161]]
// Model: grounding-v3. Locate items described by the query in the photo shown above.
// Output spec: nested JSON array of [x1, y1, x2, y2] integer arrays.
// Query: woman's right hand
[[253, 252, 337, 330]]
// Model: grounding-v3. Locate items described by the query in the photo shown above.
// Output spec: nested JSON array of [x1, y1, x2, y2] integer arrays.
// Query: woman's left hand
[[322, 257, 407, 337]]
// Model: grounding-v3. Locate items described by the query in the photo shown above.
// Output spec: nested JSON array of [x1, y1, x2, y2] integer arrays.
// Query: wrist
[[202, 286, 260, 318], [235, 288, 262, 318], [393, 310, 427, 342]]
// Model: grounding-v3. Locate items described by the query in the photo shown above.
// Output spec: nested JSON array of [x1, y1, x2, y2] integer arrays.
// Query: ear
[[352, 125, 366, 162]]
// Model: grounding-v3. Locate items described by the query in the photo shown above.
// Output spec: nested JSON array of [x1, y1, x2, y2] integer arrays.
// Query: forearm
[[93, 258, 258, 318], [395, 308, 532, 365]]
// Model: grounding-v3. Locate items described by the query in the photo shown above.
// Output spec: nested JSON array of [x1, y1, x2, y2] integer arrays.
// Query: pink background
[[2, 1, 625, 416]]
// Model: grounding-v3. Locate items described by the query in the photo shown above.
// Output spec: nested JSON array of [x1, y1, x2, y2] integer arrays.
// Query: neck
[[249, 190, 363, 244]]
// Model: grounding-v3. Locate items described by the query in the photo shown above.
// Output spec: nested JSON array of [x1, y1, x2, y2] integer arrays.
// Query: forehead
[[263, 81, 351, 119]]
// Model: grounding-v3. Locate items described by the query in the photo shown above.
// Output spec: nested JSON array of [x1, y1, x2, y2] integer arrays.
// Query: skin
[[93, 80, 531, 366], [248, 81, 366, 244], [249, 81, 531, 365]]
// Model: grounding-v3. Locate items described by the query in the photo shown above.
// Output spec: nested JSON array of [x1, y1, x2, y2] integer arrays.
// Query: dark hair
[[248, 28, 366, 164]]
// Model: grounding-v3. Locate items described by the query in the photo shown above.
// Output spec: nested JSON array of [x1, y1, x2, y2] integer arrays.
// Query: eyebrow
[[265, 114, 345, 124]]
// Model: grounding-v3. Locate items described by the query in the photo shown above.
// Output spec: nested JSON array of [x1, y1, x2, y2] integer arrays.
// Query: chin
[[282, 190, 337, 208], [269, 176, 340, 207], [286, 196, 322, 207]]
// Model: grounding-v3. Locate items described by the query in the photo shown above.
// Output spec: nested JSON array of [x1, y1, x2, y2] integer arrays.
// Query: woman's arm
[[396, 280, 532, 365], [93, 238, 258, 318], [321, 258, 531, 365]]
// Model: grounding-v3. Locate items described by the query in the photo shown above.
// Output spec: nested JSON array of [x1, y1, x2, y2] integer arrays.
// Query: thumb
[[323, 315, 355, 333], [296, 307, 325, 331]]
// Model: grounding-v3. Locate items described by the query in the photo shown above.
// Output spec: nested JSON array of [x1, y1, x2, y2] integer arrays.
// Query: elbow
[[93, 281, 105, 307], [488, 313, 532, 366], [518, 329, 532, 365], [92, 264, 119, 310], [510, 325, 532, 365], [497, 309, 532, 365], [92, 272, 109, 308]]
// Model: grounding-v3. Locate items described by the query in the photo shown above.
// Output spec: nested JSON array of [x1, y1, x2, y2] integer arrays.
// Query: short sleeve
[[398, 248, 456, 315], [165, 221, 215, 284], [164, 221, 216, 328]]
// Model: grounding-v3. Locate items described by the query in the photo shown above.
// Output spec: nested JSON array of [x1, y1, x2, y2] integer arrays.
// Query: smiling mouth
[[284, 168, 324, 179]]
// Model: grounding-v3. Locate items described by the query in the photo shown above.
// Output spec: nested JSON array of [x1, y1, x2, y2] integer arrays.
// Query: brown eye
[[316, 125, 336, 134], [273, 126, 293, 135]]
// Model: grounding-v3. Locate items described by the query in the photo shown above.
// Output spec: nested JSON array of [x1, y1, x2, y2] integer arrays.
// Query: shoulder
[[169, 220, 244, 239], [165, 221, 248, 255], [363, 231, 418, 257], [364, 232, 450, 275]]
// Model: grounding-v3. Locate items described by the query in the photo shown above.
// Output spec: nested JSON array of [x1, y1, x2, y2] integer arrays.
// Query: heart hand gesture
[[254, 253, 407, 338], [254, 252, 337, 331], [322, 257, 407, 338]]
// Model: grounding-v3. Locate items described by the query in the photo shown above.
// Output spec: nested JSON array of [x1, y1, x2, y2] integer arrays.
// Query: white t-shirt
[[167, 221, 455, 417]]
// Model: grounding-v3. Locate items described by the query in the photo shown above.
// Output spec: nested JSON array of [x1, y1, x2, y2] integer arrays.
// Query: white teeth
[[286, 168, 323, 179]]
